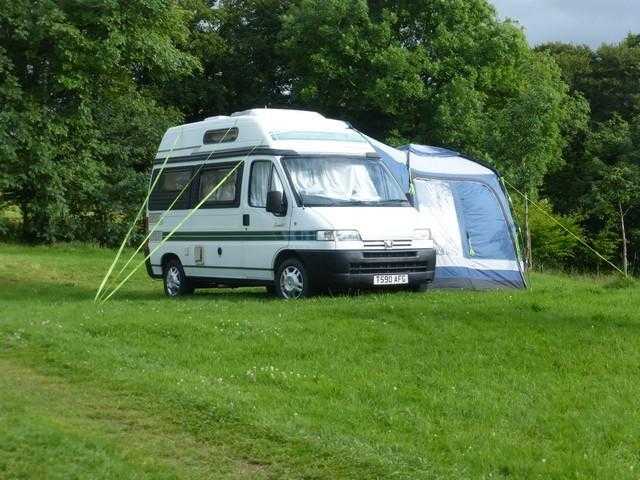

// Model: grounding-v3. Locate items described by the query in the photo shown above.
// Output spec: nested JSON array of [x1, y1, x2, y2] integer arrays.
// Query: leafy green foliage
[[280, 0, 426, 136], [512, 198, 583, 270], [0, 0, 198, 244], [540, 36, 640, 274]]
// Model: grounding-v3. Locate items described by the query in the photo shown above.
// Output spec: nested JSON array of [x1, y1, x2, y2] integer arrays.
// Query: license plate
[[373, 274, 409, 286]]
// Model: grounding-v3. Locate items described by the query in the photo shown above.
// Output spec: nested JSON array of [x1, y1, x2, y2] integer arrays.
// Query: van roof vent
[[230, 108, 325, 120], [204, 115, 232, 122]]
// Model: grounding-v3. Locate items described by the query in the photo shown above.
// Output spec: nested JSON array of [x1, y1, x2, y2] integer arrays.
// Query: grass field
[[1, 243, 639, 479]]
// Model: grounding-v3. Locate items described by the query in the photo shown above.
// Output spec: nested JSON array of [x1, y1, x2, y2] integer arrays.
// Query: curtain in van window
[[250, 162, 285, 207], [286, 158, 382, 202], [199, 168, 237, 202], [162, 170, 191, 192], [250, 161, 271, 207]]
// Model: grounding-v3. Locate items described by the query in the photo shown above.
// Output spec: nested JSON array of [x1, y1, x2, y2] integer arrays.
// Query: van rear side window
[[198, 164, 242, 208], [161, 170, 192, 192], [203, 127, 238, 144], [149, 167, 194, 211]]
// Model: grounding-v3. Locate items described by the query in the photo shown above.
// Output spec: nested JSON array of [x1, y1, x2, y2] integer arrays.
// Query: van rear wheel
[[163, 258, 194, 297], [274, 258, 312, 299]]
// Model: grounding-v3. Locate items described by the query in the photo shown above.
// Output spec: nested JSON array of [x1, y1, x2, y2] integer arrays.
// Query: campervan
[[145, 109, 436, 298]]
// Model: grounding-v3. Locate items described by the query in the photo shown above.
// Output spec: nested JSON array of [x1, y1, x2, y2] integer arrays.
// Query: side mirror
[[266, 190, 285, 215]]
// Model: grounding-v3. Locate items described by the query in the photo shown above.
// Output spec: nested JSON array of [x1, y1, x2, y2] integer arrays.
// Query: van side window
[[149, 167, 193, 211], [249, 161, 284, 208], [198, 165, 241, 207], [161, 170, 191, 192], [203, 127, 238, 144]]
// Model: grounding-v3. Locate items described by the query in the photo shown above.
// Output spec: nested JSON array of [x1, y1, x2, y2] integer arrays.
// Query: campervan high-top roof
[[156, 108, 375, 159]]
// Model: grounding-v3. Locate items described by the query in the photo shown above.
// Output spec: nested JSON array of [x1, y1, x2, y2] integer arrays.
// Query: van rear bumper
[[299, 248, 436, 289]]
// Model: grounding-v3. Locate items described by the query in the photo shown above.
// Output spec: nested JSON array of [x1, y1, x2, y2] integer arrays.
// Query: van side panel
[[148, 160, 248, 280]]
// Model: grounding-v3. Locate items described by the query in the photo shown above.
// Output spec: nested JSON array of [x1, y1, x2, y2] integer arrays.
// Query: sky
[[489, 0, 639, 48]]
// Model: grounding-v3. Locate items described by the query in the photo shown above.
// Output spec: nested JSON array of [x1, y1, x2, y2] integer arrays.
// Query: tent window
[[415, 180, 463, 257], [453, 181, 516, 260], [203, 127, 238, 144]]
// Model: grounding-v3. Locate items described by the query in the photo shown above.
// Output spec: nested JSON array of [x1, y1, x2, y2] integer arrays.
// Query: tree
[[485, 54, 589, 267], [542, 37, 640, 274], [512, 197, 583, 271], [280, 0, 425, 137], [0, 0, 199, 244], [583, 116, 640, 275], [164, 0, 294, 121]]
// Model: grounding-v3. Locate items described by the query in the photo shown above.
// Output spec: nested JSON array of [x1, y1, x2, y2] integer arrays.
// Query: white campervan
[[145, 109, 436, 298]]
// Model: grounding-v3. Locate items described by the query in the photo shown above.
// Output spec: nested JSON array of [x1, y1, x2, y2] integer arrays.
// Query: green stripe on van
[[162, 231, 318, 242]]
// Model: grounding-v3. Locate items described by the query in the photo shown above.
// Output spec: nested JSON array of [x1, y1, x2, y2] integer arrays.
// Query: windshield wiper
[[377, 199, 409, 205], [346, 199, 408, 206]]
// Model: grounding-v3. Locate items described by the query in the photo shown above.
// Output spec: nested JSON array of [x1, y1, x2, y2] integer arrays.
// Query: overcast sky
[[489, 0, 639, 48]]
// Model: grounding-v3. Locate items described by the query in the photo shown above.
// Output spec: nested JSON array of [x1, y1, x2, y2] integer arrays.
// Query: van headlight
[[316, 230, 362, 241], [413, 228, 431, 240]]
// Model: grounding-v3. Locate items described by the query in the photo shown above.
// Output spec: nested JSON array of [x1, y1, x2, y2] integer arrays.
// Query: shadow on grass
[[3, 276, 483, 305], [111, 285, 405, 304], [100, 286, 278, 304], [2, 277, 277, 304]]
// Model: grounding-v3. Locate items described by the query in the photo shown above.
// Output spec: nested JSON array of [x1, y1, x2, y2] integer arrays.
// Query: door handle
[[243, 214, 250, 226]]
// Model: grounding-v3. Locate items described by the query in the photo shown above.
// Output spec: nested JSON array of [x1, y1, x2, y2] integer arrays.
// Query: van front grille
[[363, 239, 412, 249], [349, 261, 429, 275]]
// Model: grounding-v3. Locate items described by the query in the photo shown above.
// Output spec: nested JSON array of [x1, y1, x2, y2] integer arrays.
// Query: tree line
[[0, 0, 638, 274]]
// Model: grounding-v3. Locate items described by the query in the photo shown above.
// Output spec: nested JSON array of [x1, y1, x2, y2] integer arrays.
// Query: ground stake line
[[502, 177, 626, 277], [108, 124, 239, 288], [99, 154, 250, 304], [112, 165, 203, 281], [93, 129, 183, 303]]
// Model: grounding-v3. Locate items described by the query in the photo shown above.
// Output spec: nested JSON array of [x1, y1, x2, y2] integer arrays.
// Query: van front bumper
[[299, 248, 436, 289]]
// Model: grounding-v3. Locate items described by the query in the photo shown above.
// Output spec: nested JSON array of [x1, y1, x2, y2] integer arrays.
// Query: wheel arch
[[160, 252, 181, 270], [273, 249, 302, 271]]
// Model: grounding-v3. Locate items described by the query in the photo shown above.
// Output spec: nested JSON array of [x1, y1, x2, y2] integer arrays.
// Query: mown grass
[[1, 243, 639, 479]]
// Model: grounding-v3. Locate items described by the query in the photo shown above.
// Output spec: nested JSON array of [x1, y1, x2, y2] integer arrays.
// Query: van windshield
[[283, 156, 409, 206]]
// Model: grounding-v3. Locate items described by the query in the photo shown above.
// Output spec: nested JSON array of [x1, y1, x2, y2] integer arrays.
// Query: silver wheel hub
[[280, 266, 304, 299], [166, 266, 181, 296]]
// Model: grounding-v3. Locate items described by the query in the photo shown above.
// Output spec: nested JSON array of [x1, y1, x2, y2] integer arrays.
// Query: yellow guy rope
[[100, 160, 243, 304], [103, 124, 238, 294], [112, 165, 203, 279], [100, 146, 258, 304], [94, 128, 183, 303], [501, 177, 626, 277]]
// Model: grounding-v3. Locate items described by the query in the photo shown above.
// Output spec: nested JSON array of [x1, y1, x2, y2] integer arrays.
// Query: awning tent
[[366, 137, 526, 289]]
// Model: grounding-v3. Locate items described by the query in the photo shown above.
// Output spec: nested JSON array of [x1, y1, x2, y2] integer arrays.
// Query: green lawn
[[1, 243, 639, 479]]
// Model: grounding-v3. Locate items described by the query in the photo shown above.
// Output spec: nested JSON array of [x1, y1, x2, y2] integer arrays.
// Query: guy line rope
[[501, 177, 627, 277], [95, 124, 249, 303]]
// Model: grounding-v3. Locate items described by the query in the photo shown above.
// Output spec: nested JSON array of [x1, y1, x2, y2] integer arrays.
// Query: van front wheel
[[163, 258, 194, 297], [275, 258, 312, 299]]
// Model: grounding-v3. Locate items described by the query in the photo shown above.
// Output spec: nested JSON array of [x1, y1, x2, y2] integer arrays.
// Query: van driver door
[[243, 159, 291, 280]]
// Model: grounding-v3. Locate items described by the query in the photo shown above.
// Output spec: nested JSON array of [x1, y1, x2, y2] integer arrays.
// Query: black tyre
[[274, 258, 313, 299], [266, 284, 276, 296], [162, 258, 194, 297]]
